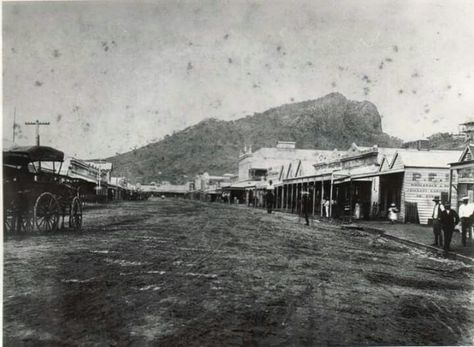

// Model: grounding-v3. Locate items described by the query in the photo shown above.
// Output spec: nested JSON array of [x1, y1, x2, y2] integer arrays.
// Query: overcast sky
[[3, 0, 474, 158]]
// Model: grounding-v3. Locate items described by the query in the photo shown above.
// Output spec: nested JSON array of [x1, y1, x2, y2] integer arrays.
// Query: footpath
[[338, 219, 474, 263], [238, 205, 474, 263]]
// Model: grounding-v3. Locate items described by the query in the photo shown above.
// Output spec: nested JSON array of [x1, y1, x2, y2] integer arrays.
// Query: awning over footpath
[[281, 173, 333, 184], [226, 180, 264, 190]]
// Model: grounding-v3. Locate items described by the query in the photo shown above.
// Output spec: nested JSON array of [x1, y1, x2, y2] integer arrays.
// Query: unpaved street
[[4, 199, 474, 346]]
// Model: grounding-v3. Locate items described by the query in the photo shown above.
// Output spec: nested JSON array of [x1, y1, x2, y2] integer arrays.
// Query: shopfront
[[449, 145, 474, 211]]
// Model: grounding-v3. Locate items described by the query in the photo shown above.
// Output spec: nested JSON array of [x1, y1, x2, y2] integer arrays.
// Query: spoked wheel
[[69, 196, 83, 231], [4, 201, 31, 233], [3, 208, 14, 233], [34, 192, 60, 233], [21, 212, 33, 233]]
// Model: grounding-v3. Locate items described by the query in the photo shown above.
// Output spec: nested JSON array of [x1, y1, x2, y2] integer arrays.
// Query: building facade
[[274, 143, 461, 224], [449, 145, 474, 211]]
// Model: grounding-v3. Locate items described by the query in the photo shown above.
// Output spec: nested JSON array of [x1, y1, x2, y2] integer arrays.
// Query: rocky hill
[[107, 93, 403, 183]]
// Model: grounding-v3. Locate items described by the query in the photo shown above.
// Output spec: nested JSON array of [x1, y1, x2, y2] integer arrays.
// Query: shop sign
[[458, 167, 474, 183], [404, 171, 449, 199], [342, 155, 377, 169]]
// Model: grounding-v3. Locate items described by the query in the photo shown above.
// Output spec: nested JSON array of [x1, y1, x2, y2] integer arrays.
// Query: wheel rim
[[69, 197, 83, 231], [34, 193, 60, 232], [22, 214, 33, 233], [4, 211, 13, 233], [4, 201, 28, 233]]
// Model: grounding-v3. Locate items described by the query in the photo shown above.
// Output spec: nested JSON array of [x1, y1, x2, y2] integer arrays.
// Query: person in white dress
[[354, 200, 361, 220], [388, 203, 398, 224]]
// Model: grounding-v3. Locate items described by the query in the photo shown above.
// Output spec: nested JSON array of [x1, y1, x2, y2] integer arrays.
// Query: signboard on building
[[458, 167, 474, 183], [404, 168, 452, 224], [404, 170, 450, 199]]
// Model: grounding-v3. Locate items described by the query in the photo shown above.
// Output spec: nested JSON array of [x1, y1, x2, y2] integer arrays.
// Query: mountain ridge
[[107, 93, 404, 183]]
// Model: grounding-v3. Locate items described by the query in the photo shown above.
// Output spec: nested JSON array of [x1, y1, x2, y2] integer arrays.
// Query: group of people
[[263, 183, 472, 252], [432, 195, 473, 252]]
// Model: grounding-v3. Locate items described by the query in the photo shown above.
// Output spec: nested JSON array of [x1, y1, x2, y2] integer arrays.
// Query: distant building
[[459, 121, 474, 141], [192, 172, 237, 201], [402, 139, 430, 150], [449, 144, 474, 211], [230, 141, 344, 204], [85, 160, 113, 184], [61, 157, 110, 202], [238, 141, 340, 182], [109, 176, 128, 200]]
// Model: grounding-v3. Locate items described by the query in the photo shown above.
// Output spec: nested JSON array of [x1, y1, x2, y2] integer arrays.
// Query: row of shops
[[206, 141, 470, 225], [63, 157, 146, 203]]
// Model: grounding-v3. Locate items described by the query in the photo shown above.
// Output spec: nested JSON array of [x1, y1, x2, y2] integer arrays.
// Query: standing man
[[440, 202, 460, 253], [431, 196, 444, 247], [301, 190, 311, 226], [458, 196, 473, 246], [266, 180, 274, 214], [323, 198, 330, 218]]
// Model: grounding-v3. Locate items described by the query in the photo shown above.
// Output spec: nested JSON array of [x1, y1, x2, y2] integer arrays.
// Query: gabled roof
[[278, 165, 285, 181], [285, 161, 298, 179], [458, 144, 474, 163], [389, 152, 404, 169], [295, 160, 317, 177], [379, 155, 392, 172], [390, 149, 462, 168]]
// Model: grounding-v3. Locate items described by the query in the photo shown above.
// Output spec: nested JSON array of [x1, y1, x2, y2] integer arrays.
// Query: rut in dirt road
[[4, 199, 474, 346]]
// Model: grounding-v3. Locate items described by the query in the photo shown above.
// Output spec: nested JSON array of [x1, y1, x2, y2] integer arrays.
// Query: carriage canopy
[[3, 146, 64, 166]]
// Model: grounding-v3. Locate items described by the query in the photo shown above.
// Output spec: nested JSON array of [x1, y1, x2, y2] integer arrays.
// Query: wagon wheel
[[3, 200, 29, 233], [3, 206, 14, 233], [21, 212, 33, 233], [69, 196, 83, 231], [34, 192, 60, 232]]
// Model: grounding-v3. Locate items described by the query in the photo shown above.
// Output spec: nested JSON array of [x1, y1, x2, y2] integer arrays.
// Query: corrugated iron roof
[[393, 149, 462, 168]]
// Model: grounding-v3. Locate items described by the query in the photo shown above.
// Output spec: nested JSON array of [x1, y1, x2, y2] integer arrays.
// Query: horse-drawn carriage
[[3, 146, 83, 233]]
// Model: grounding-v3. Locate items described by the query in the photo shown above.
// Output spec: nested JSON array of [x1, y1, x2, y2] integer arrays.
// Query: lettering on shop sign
[[458, 168, 474, 183], [405, 171, 449, 198]]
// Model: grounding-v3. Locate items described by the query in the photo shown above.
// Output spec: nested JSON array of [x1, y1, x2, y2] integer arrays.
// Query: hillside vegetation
[[426, 133, 466, 150], [108, 93, 404, 183]]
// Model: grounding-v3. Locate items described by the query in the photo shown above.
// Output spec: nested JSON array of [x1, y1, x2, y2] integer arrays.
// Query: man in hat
[[458, 196, 473, 246], [431, 196, 445, 247], [266, 180, 274, 214], [301, 190, 311, 225], [440, 202, 460, 252]]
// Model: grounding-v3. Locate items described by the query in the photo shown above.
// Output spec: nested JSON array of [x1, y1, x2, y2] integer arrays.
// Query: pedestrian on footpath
[[458, 196, 473, 246], [388, 203, 398, 224], [354, 199, 361, 220], [301, 190, 311, 225], [431, 196, 445, 247], [266, 180, 274, 214], [440, 202, 460, 253], [323, 198, 330, 217]]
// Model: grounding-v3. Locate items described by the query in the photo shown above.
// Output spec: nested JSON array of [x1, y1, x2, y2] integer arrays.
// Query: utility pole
[[12, 108, 16, 145], [25, 120, 50, 146]]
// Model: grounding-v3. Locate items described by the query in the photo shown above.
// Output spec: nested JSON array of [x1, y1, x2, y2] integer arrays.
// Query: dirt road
[[4, 199, 474, 346]]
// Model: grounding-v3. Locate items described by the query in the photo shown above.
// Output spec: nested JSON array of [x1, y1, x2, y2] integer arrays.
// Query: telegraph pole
[[12, 108, 16, 145], [25, 120, 50, 146]]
